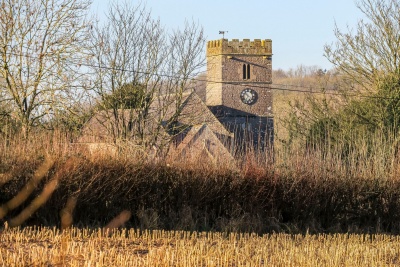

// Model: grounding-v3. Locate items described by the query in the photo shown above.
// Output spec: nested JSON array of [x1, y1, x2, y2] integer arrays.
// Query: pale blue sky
[[90, 1, 364, 71]]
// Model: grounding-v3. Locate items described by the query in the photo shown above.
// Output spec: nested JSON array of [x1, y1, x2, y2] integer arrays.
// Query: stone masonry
[[206, 39, 274, 150]]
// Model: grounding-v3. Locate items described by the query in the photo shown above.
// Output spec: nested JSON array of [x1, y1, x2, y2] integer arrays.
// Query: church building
[[202, 38, 274, 150], [77, 38, 274, 164]]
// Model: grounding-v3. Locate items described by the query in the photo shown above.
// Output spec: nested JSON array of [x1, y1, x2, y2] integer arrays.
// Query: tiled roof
[[168, 124, 236, 168], [177, 92, 233, 137], [78, 91, 233, 144]]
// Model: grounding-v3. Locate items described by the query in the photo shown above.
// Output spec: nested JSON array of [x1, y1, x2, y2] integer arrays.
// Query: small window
[[243, 64, 251, 80]]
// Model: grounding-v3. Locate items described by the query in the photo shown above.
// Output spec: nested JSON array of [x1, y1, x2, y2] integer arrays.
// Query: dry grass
[[2, 67, 400, 264], [1, 226, 400, 266], [2, 127, 400, 233]]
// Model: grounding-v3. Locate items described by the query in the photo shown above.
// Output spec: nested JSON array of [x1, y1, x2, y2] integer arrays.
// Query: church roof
[[168, 124, 236, 168], [174, 91, 233, 138], [77, 109, 169, 143], [77, 91, 232, 144]]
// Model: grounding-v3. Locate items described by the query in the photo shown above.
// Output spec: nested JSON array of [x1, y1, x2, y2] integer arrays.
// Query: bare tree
[[89, 2, 166, 145], [324, 0, 400, 91], [285, 0, 400, 151], [89, 2, 205, 152], [323, 0, 400, 129], [0, 0, 92, 137], [163, 20, 206, 127]]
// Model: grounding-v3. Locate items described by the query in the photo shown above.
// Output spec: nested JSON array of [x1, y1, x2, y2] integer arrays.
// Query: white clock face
[[240, 88, 257, 105]]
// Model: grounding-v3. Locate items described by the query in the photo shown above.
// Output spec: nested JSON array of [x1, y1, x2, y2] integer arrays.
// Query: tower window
[[243, 64, 250, 80]]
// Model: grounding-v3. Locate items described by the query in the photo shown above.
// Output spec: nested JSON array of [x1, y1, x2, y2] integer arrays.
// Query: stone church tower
[[206, 38, 274, 150]]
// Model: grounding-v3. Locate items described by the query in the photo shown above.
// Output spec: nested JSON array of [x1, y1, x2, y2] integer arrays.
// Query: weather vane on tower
[[219, 31, 228, 39]]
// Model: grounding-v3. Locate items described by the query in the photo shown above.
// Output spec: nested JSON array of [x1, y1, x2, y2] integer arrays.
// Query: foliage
[[49, 105, 94, 134], [102, 82, 147, 110], [325, 0, 400, 89], [298, 74, 400, 159], [0, 105, 17, 138], [284, 0, 400, 157], [374, 74, 400, 132], [90, 2, 205, 147]]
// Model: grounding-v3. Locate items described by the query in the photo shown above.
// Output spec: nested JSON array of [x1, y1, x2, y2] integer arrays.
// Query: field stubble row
[[1, 226, 400, 267]]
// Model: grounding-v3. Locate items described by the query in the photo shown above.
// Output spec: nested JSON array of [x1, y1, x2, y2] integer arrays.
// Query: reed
[[1, 128, 400, 234]]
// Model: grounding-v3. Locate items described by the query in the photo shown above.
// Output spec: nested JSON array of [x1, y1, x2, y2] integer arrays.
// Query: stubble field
[[1, 226, 400, 267]]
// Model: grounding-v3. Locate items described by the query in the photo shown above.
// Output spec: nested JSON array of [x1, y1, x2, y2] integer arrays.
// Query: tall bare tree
[[324, 0, 400, 91], [90, 2, 205, 151], [163, 20, 206, 127], [0, 0, 92, 137], [90, 2, 166, 145]]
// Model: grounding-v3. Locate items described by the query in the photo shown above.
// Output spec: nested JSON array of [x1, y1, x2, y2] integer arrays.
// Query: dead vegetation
[[1, 227, 400, 266], [1, 129, 400, 234]]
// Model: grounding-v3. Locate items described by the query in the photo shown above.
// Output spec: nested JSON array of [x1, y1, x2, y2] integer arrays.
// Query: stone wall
[[206, 39, 273, 116], [206, 38, 274, 150], [206, 39, 272, 57], [205, 52, 223, 106]]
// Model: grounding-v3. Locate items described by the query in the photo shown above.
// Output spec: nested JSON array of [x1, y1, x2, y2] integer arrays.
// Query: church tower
[[206, 38, 273, 150]]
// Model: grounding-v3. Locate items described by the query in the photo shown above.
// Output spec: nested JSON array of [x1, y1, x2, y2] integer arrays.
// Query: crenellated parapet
[[207, 39, 272, 56]]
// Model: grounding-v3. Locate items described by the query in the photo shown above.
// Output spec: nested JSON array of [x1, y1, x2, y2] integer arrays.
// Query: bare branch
[[0, 0, 93, 136]]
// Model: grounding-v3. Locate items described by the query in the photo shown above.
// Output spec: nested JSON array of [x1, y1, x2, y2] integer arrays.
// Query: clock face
[[240, 88, 258, 105]]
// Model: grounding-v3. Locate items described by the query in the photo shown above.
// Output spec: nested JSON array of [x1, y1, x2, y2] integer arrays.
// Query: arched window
[[247, 64, 251, 79]]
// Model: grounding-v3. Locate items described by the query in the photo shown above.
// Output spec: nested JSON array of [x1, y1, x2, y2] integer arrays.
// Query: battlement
[[207, 39, 272, 56]]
